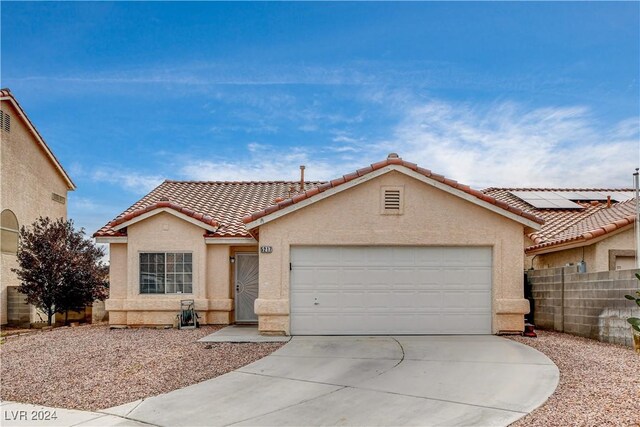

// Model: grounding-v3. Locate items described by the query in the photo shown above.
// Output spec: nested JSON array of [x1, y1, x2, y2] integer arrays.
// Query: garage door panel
[[389, 291, 427, 308], [467, 291, 492, 309], [407, 268, 443, 285], [466, 268, 492, 286], [290, 246, 492, 335], [441, 291, 468, 308]]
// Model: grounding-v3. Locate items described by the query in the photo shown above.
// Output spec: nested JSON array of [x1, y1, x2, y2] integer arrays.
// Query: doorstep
[[198, 325, 291, 343]]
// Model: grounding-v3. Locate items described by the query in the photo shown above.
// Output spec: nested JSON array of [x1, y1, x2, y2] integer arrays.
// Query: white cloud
[[76, 93, 636, 190], [181, 98, 638, 189], [383, 100, 639, 188], [91, 168, 165, 194], [180, 144, 345, 182]]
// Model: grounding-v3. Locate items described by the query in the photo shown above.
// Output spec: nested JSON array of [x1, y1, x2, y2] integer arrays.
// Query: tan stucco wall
[[593, 228, 635, 271], [0, 100, 69, 324], [531, 246, 595, 271], [530, 227, 635, 273], [105, 212, 244, 325], [255, 170, 529, 335]]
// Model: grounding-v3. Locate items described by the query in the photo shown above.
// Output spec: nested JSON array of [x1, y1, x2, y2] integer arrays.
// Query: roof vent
[[158, 196, 170, 202], [0, 110, 10, 133], [381, 186, 404, 215], [385, 190, 401, 209], [387, 153, 399, 159]]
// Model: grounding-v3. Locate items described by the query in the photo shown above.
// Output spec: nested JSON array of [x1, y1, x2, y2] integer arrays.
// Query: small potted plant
[[624, 273, 640, 354]]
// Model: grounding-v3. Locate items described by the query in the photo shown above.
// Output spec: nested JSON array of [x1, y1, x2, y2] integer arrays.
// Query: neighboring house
[[95, 153, 544, 335], [0, 88, 76, 326], [484, 188, 637, 272]]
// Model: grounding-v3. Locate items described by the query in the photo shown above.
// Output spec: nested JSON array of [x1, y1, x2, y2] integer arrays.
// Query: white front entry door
[[290, 246, 492, 335]]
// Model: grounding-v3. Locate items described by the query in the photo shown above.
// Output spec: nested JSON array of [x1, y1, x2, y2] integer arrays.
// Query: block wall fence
[[528, 267, 640, 347]]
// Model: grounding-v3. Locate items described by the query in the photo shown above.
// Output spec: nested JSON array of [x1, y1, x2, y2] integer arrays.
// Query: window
[[140, 252, 193, 294], [1, 210, 19, 254], [380, 186, 404, 215]]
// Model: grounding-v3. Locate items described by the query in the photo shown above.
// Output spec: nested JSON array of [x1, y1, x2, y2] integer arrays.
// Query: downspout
[[559, 266, 565, 333], [634, 169, 640, 268]]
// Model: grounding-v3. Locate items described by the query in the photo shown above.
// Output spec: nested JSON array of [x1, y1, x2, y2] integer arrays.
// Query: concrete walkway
[[102, 335, 558, 426], [198, 325, 291, 343]]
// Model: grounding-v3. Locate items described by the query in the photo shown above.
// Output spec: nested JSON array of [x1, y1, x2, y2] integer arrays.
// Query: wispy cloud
[[180, 143, 345, 182], [180, 97, 639, 188], [382, 99, 639, 188], [91, 167, 165, 194]]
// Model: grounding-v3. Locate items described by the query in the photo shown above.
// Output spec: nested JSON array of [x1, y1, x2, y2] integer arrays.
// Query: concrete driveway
[[105, 335, 558, 427]]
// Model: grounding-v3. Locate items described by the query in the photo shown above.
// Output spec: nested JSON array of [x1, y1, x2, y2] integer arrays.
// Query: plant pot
[[633, 327, 640, 355]]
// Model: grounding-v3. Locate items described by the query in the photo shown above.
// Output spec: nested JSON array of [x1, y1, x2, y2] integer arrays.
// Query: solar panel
[[575, 191, 608, 200], [555, 191, 584, 200], [608, 191, 635, 201], [510, 191, 584, 209], [509, 189, 637, 209], [548, 198, 585, 208]]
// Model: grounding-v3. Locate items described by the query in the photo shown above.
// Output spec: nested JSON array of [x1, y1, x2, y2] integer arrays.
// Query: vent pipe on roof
[[606, 195, 611, 208], [300, 165, 306, 193]]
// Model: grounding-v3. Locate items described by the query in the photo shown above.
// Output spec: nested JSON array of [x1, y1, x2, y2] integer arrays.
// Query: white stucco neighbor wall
[[254, 170, 529, 335]]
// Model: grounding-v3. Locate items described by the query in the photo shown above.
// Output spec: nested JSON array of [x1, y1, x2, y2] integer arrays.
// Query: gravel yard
[[0, 324, 283, 411], [2, 326, 638, 425], [508, 330, 639, 427]]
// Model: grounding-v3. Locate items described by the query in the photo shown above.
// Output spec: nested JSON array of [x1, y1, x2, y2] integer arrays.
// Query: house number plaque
[[260, 246, 273, 254]]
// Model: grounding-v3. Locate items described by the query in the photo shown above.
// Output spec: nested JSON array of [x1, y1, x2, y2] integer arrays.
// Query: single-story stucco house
[[484, 188, 637, 272], [95, 153, 548, 335]]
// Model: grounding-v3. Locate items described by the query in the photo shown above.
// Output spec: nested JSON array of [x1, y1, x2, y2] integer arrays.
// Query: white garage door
[[290, 246, 492, 335]]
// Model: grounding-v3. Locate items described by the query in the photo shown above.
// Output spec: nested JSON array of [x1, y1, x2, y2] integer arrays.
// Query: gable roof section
[[109, 201, 221, 232], [483, 188, 637, 254], [525, 198, 636, 253], [242, 155, 544, 230], [94, 180, 324, 238], [0, 88, 76, 190]]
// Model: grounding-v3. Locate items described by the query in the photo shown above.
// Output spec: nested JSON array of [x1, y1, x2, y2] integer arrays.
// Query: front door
[[235, 253, 259, 323]]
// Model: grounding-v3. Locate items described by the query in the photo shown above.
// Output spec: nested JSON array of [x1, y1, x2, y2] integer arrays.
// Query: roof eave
[[111, 206, 219, 233], [525, 221, 634, 255]]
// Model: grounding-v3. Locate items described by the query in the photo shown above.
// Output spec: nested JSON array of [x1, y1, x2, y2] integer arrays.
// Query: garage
[[290, 246, 493, 335]]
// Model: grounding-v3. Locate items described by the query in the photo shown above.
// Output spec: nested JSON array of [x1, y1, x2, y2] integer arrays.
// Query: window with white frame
[[139, 252, 193, 294]]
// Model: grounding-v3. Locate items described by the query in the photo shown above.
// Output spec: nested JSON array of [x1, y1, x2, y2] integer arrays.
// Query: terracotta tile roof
[[483, 188, 637, 253], [243, 154, 544, 226], [94, 180, 323, 238], [96, 155, 548, 240], [526, 198, 636, 252], [0, 88, 76, 190]]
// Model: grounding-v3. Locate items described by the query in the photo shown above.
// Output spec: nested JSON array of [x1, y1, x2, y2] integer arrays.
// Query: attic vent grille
[[384, 190, 401, 210], [52, 193, 66, 204], [381, 186, 404, 215], [0, 110, 10, 133]]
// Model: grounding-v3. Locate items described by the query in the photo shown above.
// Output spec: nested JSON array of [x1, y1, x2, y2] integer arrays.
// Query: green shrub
[[624, 273, 640, 332]]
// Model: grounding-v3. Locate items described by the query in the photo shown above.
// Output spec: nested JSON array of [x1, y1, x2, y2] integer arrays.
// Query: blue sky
[[2, 1, 639, 236]]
